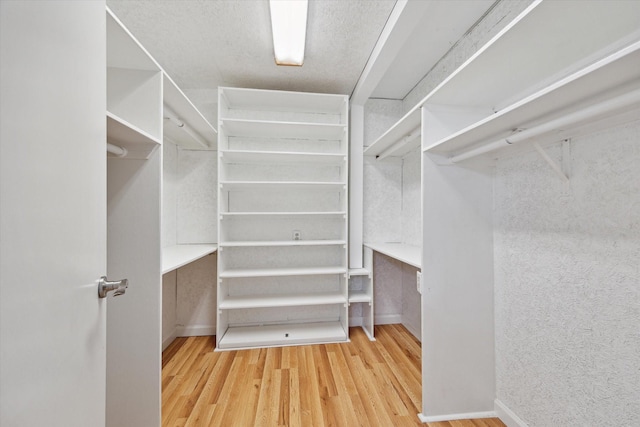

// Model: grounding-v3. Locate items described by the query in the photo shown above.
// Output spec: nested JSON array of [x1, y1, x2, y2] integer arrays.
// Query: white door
[[0, 2, 108, 426]]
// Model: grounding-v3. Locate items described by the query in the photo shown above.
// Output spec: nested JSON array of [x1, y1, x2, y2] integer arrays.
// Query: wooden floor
[[162, 324, 505, 427]]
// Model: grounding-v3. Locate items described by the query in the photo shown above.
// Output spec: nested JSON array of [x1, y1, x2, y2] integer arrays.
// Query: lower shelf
[[217, 321, 348, 350]]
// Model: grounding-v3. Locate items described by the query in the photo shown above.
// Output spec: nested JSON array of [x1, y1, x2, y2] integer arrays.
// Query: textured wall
[[364, 98, 404, 147], [402, 146, 421, 246], [494, 121, 640, 426], [402, 0, 534, 113], [162, 143, 218, 342]]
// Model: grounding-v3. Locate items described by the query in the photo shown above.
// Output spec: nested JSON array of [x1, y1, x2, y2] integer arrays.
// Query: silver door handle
[[98, 276, 128, 298]]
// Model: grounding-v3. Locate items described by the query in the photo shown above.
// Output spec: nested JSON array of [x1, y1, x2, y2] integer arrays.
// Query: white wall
[[162, 142, 217, 348], [494, 121, 640, 426]]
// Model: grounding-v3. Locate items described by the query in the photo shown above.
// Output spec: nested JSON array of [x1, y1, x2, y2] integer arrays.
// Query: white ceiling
[[106, 0, 496, 122], [106, 0, 396, 121]]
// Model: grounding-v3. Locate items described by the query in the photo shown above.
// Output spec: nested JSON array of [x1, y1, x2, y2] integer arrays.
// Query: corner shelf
[[364, 242, 421, 269], [162, 244, 217, 275], [220, 87, 347, 115], [364, 109, 421, 159]]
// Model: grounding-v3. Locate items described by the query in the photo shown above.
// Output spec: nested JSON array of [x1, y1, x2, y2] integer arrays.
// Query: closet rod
[[449, 88, 640, 163], [164, 106, 209, 148], [107, 142, 128, 157]]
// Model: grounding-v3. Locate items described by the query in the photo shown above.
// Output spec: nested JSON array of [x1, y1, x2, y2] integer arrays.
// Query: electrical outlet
[[416, 271, 422, 295], [292, 230, 301, 240]]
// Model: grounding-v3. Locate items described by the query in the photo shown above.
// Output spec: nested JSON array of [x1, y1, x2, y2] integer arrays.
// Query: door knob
[[98, 276, 129, 298]]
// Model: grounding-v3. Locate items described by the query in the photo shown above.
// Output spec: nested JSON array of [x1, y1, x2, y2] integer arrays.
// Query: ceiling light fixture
[[269, 0, 308, 66]]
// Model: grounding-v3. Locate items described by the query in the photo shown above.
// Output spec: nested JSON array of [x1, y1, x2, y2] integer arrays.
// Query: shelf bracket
[[533, 142, 569, 183]]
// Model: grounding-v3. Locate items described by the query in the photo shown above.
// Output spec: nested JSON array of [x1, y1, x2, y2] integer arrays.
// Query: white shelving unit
[[217, 87, 349, 349], [347, 245, 374, 340], [364, 242, 421, 269]]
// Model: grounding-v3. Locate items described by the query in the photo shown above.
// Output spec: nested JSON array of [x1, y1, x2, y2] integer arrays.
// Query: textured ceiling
[[107, 0, 396, 122]]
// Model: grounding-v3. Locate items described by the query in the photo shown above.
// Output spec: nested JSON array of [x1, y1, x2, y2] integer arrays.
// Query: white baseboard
[[176, 325, 216, 337], [418, 411, 497, 423], [495, 399, 529, 427], [162, 329, 178, 351], [374, 314, 402, 325], [401, 320, 421, 342]]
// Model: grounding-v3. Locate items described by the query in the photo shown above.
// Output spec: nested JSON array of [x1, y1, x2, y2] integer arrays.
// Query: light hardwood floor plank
[[162, 325, 506, 427]]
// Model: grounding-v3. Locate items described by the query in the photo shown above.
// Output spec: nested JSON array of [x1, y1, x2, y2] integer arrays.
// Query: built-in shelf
[[162, 244, 217, 274], [221, 87, 347, 114], [220, 150, 346, 164], [348, 290, 371, 304], [220, 211, 346, 218], [348, 268, 371, 277], [163, 73, 217, 150], [221, 118, 346, 140], [220, 266, 346, 279], [220, 181, 345, 190], [106, 111, 161, 160], [424, 41, 640, 157], [370, 0, 640, 160], [219, 292, 346, 310], [219, 240, 346, 248], [217, 321, 347, 349], [364, 242, 421, 269]]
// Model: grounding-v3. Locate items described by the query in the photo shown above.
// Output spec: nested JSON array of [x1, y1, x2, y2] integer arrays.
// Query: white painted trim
[[401, 320, 421, 342], [162, 329, 178, 351], [374, 314, 402, 325], [418, 411, 497, 423], [176, 325, 216, 337], [494, 399, 529, 427]]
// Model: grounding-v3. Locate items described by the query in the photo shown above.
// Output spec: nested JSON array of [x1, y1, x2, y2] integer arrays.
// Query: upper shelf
[[425, 42, 640, 156], [220, 87, 347, 114], [369, 0, 640, 159], [107, 111, 160, 159], [163, 73, 217, 150], [364, 109, 421, 158]]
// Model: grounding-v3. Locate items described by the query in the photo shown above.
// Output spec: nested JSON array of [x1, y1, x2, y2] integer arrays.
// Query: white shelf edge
[[220, 181, 346, 190], [219, 240, 346, 248], [219, 292, 347, 310], [423, 41, 640, 155], [217, 321, 348, 350], [106, 111, 161, 159], [364, 242, 421, 269], [221, 117, 346, 128], [162, 72, 217, 150], [162, 244, 217, 274], [220, 211, 347, 218], [220, 266, 347, 279], [348, 268, 371, 277]]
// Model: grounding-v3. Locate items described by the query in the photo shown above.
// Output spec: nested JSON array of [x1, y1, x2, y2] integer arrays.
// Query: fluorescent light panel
[[269, 0, 308, 66]]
